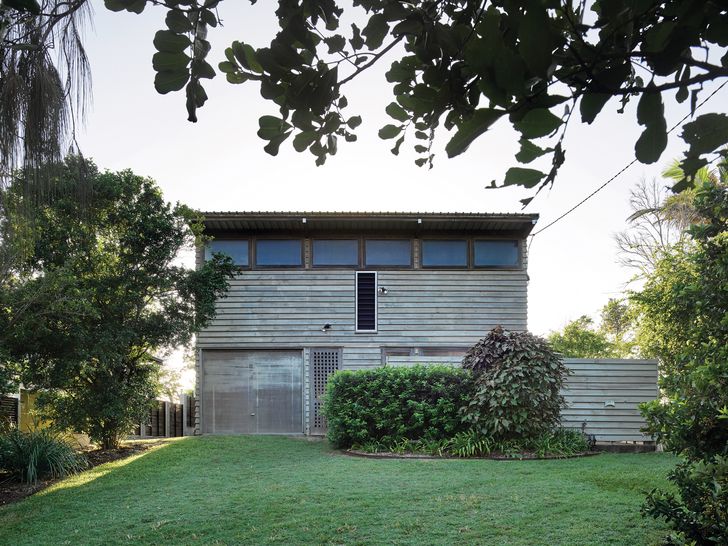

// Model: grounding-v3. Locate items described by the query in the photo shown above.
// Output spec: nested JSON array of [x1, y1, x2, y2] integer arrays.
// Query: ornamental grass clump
[[0, 428, 87, 484], [461, 326, 570, 443]]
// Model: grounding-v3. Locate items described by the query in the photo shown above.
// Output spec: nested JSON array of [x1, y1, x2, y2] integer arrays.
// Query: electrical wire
[[529, 80, 728, 240]]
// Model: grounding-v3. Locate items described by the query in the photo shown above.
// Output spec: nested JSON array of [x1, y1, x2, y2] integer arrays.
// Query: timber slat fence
[[386, 356, 659, 442], [134, 397, 194, 438]]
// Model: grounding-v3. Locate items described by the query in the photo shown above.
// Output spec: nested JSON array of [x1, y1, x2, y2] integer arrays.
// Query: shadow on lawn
[[0, 437, 181, 506]]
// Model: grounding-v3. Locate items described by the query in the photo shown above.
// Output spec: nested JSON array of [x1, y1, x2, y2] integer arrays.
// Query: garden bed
[[0, 438, 171, 506], [344, 449, 602, 460]]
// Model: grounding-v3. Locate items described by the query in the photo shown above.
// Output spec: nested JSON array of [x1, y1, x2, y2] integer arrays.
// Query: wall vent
[[356, 271, 377, 332]]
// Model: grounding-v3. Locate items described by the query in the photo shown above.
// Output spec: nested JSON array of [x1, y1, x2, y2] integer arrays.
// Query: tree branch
[[338, 36, 404, 88]]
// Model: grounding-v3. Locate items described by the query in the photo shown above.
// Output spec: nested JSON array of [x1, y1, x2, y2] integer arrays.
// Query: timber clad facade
[[196, 212, 536, 435]]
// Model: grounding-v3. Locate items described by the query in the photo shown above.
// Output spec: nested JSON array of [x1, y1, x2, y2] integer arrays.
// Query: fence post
[[164, 401, 171, 438]]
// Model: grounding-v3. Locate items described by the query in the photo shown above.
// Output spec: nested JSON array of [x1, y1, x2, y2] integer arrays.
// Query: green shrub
[[461, 326, 570, 443], [323, 366, 474, 449], [642, 456, 728, 545], [355, 428, 591, 459], [0, 428, 87, 484]]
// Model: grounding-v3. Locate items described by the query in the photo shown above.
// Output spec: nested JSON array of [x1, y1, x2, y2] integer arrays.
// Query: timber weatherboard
[[197, 269, 528, 369]]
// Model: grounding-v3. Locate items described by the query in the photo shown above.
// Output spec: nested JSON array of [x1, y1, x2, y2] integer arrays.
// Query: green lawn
[[0, 436, 674, 545]]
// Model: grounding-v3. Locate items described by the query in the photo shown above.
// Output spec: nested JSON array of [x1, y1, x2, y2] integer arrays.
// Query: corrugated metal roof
[[202, 211, 539, 236]]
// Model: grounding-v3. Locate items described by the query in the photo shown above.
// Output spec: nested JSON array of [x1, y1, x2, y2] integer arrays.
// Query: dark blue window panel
[[256, 240, 302, 266], [365, 240, 411, 266], [205, 240, 249, 265], [422, 240, 468, 267], [474, 240, 520, 267], [313, 240, 359, 266]]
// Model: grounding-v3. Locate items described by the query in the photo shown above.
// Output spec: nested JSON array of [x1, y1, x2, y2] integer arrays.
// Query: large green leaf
[[293, 131, 318, 152], [165, 10, 192, 33], [635, 123, 667, 164], [635, 90, 667, 164], [347, 116, 362, 129], [445, 109, 505, 158], [378, 124, 402, 140], [257, 116, 291, 140], [263, 131, 292, 156], [363, 14, 389, 49], [515, 139, 551, 164], [580, 93, 610, 124], [152, 52, 190, 72], [232, 41, 263, 74], [386, 102, 409, 122], [154, 70, 190, 94], [503, 167, 545, 188], [637, 89, 663, 126], [153, 30, 191, 53], [518, 4, 553, 78], [192, 60, 216, 80], [681, 113, 728, 156], [513, 109, 561, 139], [104, 0, 145, 14], [324, 35, 347, 54]]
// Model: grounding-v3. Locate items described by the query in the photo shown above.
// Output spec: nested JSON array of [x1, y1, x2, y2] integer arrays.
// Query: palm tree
[[0, 0, 91, 194], [614, 157, 725, 276]]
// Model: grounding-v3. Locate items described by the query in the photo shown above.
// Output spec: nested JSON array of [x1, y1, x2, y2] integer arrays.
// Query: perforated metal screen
[[201, 350, 303, 434], [310, 348, 341, 434]]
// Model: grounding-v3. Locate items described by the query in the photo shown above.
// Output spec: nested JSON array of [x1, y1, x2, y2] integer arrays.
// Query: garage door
[[201, 350, 303, 434]]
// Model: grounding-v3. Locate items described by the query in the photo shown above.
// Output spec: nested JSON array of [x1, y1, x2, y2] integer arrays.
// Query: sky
[[73, 2, 727, 364]]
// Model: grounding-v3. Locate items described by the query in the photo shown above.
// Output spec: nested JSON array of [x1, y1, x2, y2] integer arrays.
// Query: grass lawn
[[0, 436, 674, 545]]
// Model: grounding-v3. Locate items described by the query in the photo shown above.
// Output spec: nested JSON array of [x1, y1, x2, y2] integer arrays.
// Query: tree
[[3, 1, 728, 200], [632, 178, 728, 543], [547, 315, 620, 358], [615, 177, 696, 276], [0, 0, 91, 186], [0, 157, 235, 448], [615, 158, 726, 276]]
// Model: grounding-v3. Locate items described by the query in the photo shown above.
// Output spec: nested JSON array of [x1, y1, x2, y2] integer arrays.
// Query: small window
[[205, 240, 249, 266], [313, 240, 359, 266], [421, 240, 468, 267], [365, 240, 411, 267], [474, 240, 520, 267], [356, 272, 377, 332], [255, 240, 302, 266]]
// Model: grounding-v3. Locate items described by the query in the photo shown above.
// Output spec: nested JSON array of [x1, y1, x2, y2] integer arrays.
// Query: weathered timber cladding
[[562, 358, 658, 442], [383, 356, 658, 442], [197, 269, 528, 370]]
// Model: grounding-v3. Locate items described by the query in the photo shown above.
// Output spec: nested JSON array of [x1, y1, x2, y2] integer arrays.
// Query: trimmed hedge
[[323, 366, 474, 449]]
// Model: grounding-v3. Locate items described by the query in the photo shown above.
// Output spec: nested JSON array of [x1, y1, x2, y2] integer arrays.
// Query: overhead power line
[[530, 80, 728, 239]]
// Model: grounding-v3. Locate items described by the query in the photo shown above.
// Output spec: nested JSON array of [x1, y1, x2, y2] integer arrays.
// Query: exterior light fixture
[[378, 287, 388, 295], [321, 323, 332, 332]]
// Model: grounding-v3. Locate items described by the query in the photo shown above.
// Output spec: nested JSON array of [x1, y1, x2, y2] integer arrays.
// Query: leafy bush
[[0, 428, 87, 484], [461, 326, 570, 442], [323, 366, 474, 449], [642, 456, 728, 545]]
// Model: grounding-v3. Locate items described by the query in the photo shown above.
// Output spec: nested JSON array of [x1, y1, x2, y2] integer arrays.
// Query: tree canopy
[[2, 1, 728, 201], [546, 310, 634, 358], [633, 177, 728, 544], [0, 157, 235, 447]]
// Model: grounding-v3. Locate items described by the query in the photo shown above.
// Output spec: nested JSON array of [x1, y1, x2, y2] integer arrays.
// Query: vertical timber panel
[[310, 348, 341, 435]]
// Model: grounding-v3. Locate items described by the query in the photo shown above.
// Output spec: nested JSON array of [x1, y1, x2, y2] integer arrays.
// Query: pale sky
[[76, 2, 727, 346]]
